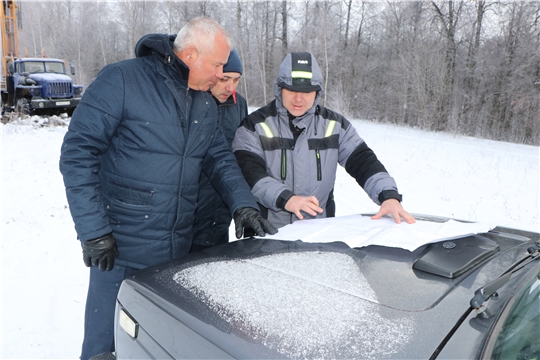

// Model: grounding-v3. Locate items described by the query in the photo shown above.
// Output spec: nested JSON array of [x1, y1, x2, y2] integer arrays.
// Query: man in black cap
[[192, 49, 250, 250], [232, 52, 415, 230]]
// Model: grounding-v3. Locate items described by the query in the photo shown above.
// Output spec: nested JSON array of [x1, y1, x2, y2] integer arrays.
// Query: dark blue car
[[113, 215, 540, 359]]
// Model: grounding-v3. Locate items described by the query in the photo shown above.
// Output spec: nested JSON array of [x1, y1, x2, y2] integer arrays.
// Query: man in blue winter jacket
[[59, 18, 277, 360], [192, 49, 249, 251]]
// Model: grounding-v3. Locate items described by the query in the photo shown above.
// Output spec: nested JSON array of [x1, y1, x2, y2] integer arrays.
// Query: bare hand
[[285, 195, 323, 220], [371, 199, 416, 224]]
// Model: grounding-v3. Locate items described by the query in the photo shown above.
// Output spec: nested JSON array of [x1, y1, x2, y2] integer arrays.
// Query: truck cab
[[3, 57, 83, 115], [1, 0, 83, 116]]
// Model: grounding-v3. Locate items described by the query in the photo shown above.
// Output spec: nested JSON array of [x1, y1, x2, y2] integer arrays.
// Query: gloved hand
[[234, 207, 278, 239], [81, 233, 119, 271]]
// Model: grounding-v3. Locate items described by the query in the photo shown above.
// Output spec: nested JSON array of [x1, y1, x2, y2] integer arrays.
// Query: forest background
[[14, 0, 540, 145]]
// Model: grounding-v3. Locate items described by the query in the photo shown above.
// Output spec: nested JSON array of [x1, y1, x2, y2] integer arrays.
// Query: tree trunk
[[281, 0, 288, 58], [431, 0, 462, 131], [344, 0, 352, 49]]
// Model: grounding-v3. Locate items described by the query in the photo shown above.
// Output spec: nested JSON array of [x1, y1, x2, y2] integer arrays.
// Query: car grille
[[49, 81, 73, 97]]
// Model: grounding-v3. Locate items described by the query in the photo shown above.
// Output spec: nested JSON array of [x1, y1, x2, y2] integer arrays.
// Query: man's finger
[[371, 210, 383, 220], [262, 219, 278, 235], [250, 220, 265, 237], [308, 204, 323, 215], [402, 212, 416, 224], [83, 254, 92, 267], [98, 257, 107, 271], [235, 222, 243, 239], [106, 256, 115, 271]]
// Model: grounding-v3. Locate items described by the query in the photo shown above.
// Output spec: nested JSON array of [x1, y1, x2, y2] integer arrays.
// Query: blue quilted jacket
[[59, 34, 257, 269], [192, 92, 248, 246]]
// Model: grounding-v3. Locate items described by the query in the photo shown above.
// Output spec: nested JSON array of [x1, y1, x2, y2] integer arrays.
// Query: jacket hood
[[134, 33, 189, 79], [274, 52, 324, 117], [135, 33, 176, 59]]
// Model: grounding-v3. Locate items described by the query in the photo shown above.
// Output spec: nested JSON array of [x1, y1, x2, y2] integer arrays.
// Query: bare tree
[[15, 0, 539, 144], [431, 1, 464, 132], [280, 0, 288, 58], [344, 0, 353, 49], [458, 0, 488, 135]]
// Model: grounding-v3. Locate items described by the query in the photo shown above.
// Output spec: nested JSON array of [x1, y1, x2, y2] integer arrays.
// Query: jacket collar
[[211, 90, 237, 107]]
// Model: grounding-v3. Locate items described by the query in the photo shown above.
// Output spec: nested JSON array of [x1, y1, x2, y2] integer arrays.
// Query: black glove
[[81, 233, 119, 271], [234, 207, 278, 239]]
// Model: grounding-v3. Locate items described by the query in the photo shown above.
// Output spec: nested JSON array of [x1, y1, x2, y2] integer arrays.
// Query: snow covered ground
[[1, 114, 539, 359]]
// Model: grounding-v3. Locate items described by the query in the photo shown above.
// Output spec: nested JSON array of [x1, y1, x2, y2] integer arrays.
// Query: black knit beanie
[[223, 49, 242, 75]]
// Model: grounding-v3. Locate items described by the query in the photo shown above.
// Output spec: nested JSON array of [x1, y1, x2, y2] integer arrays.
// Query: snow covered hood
[[120, 216, 535, 359], [172, 250, 414, 359]]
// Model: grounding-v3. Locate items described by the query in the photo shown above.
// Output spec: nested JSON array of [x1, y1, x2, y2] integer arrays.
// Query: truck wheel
[[15, 99, 32, 115]]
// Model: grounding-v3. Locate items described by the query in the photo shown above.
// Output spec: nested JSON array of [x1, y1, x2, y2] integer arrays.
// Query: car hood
[[170, 243, 415, 359], [122, 227, 537, 359], [163, 236, 493, 312]]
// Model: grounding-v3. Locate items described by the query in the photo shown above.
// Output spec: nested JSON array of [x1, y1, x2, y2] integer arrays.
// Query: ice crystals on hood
[[174, 251, 415, 359]]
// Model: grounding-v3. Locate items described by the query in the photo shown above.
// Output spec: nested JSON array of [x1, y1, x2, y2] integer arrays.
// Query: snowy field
[[1, 114, 539, 359]]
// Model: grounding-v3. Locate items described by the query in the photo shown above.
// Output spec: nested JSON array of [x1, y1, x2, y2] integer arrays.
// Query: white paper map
[[261, 214, 496, 251]]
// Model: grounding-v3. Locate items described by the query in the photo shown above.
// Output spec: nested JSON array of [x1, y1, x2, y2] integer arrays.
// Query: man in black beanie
[[191, 49, 250, 251]]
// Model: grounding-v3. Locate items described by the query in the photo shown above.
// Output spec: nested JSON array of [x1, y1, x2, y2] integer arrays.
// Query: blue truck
[[1, 57, 84, 116], [1, 0, 83, 116]]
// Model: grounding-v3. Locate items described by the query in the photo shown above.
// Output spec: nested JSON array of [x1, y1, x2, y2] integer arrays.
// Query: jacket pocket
[[107, 181, 154, 208], [105, 182, 154, 227]]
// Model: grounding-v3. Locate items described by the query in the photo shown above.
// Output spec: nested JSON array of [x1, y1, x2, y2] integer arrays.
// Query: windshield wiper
[[470, 241, 540, 317], [429, 240, 540, 360]]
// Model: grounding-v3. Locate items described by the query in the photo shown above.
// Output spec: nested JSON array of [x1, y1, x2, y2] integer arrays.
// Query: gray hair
[[173, 17, 232, 55]]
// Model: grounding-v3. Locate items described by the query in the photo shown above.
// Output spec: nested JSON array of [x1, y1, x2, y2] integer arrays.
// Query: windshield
[[45, 62, 65, 74], [20, 61, 65, 74], [489, 270, 540, 359]]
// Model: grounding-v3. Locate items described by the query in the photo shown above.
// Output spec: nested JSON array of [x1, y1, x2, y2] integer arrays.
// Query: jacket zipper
[[281, 149, 286, 181], [316, 149, 322, 181]]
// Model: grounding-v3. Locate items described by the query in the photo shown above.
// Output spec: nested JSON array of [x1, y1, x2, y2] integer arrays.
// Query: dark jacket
[[192, 92, 248, 246], [59, 34, 257, 269]]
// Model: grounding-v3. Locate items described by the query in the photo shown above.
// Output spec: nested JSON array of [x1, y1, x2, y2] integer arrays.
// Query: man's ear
[[178, 46, 198, 66], [187, 47, 199, 61]]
